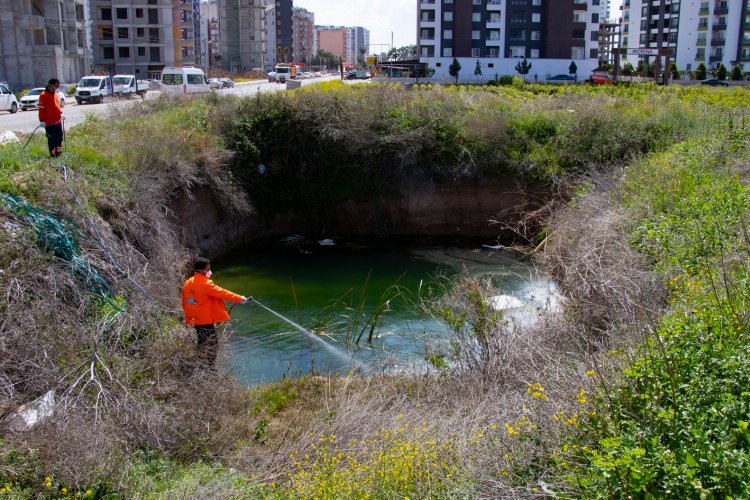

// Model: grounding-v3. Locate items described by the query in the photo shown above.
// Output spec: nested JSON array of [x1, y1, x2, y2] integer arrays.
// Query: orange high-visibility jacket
[[38, 89, 62, 126], [182, 273, 243, 326]]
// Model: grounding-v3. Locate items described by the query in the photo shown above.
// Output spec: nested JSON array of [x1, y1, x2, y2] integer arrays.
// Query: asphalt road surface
[[0, 75, 339, 135]]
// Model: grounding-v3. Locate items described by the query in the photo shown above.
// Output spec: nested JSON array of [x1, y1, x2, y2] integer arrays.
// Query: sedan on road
[[546, 74, 576, 83], [19, 88, 66, 111], [0, 83, 19, 114], [208, 78, 223, 90], [701, 78, 729, 87], [218, 78, 235, 88]]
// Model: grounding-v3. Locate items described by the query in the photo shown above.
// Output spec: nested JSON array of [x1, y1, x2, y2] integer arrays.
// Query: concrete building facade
[[292, 7, 314, 64], [316, 27, 351, 63], [0, 0, 91, 89], [199, 0, 218, 69], [417, 0, 601, 80], [91, 0, 201, 80], [621, 0, 749, 72], [264, 1, 276, 70], [219, 0, 265, 73]]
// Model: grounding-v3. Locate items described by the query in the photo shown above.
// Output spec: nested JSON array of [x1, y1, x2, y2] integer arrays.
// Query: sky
[[292, 0, 417, 51]]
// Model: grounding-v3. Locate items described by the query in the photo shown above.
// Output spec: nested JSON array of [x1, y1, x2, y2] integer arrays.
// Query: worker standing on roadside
[[38, 78, 63, 158], [181, 257, 250, 367]]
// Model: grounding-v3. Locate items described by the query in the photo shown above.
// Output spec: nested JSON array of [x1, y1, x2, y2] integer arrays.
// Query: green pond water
[[212, 242, 557, 385]]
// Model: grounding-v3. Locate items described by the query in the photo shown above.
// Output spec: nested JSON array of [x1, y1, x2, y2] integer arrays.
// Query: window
[[444, 30, 453, 39], [592, 13, 599, 23], [149, 28, 159, 43], [473, 0, 481, 4], [0, 85, 9, 95], [117, 27, 128, 39], [472, 30, 480, 39], [136, 8, 143, 18], [103, 46, 114, 59], [444, 0, 453, 2], [444, 11, 453, 21], [187, 74, 204, 84], [136, 28, 145, 38], [101, 26, 113, 40], [472, 12, 481, 22], [472, 47, 480, 56], [162, 74, 183, 85], [591, 31, 599, 41], [590, 48, 598, 59], [510, 46, 525, 57], [488, 30, 500, 40], [118, 46, 129, 58], [532, 0, 541, 5], [150, 46, 161, 61], [443, 47, 452, 57], [572, 29, 585, 39], [101, 8, 112, 21], [488, 49, 497, 57], [148, 9, 158, 24], [116, 8, 128, 20], [530, 49, 539, 58], [571, 46, 584, 59], [138, 46, 145, 56], [530, 31, 540, 40], [531, 13, 540, 22]]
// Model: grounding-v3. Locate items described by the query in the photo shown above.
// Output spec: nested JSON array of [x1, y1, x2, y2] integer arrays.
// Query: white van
[[160, 67, 209, 95], [75, 76, 112, 104]]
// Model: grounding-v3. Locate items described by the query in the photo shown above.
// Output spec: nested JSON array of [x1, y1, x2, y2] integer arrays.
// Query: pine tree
[[449, 57, 462, 84]]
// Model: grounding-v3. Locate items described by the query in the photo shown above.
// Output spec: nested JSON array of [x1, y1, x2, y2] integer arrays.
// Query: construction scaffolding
[[598, 19, 622, 68]]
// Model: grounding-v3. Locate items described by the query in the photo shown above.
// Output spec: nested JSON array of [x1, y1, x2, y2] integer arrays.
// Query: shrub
[[731, 65, 743, 81]]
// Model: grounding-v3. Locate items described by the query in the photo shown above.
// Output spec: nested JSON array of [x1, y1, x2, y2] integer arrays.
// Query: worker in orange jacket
[[38, 78, 63, 158], [182, 257, 250, 367]]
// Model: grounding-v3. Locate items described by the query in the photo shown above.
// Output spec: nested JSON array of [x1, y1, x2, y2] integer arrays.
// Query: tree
[[716, 63, 728, 81], [474, 60, 482, 78], [449, 57, 461, 83], [568, 60, 577, 77], [695, 63, 707, 80], [669, 62, 680, 80], [387, 45, 417, 61], [514, 57, 532, 80], [731, 65, 744, 81], [622, 63, 635, 76]]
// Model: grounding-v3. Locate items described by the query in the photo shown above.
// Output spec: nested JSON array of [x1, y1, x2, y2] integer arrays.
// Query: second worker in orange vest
[[181, 257, 251, 367]]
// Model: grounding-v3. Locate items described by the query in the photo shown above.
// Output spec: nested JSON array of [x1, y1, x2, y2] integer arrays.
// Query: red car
[[589, 74, 615, 85]]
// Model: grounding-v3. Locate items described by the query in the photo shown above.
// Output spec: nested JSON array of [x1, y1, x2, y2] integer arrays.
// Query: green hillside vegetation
[[0, 81, 749, 497]]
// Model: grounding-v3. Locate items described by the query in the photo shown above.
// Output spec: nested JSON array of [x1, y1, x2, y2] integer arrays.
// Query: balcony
[[711, 38, 725, 46], [23, 15, 45, 28], [420, 0, 436, 8], [486, 38, 502, 46], [486, 20, 502, 28], [714, 7, 729, 15], [713, 23, 727, 31], [709, 55, 723, 62], [487, 0, 502, 10]]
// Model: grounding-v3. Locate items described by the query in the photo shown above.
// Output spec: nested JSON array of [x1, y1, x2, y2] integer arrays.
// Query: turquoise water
[[212, 244, 553, 385]]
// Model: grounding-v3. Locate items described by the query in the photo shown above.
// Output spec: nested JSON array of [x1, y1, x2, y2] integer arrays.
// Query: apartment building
[[293, 7, 314, 64], [199, 0, 219, 68], [91, 0, 200, 80], [352, 26, 371, 64], [316, 26, 352, 63], [417, 0, 602, 80], [219, 0, 265, 72], [0, 0, 91, 88], [276, 0, 294, 63], [622, 0, 749, 72], [265, 2, 276, 70]]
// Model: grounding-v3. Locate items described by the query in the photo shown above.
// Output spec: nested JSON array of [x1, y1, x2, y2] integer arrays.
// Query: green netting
[[2, 192, 123, 309]]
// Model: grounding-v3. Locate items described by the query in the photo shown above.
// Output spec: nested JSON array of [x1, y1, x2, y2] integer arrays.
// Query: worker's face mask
[[205, 270, 212, 278]]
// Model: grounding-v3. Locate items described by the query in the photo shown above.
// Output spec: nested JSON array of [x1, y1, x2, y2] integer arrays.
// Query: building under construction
[[598, 18, 621, 68]]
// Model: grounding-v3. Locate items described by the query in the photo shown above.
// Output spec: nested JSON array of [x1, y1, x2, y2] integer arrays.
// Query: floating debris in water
[[482, 244, 506, 250], [281, 234, 304, 243], [318, 239, 335, 246]]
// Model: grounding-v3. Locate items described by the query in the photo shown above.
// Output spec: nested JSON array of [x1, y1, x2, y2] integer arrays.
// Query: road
[[0, 75, 340, 135]]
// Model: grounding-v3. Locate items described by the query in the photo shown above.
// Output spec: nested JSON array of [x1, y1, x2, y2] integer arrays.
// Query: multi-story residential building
[[417, 0, 602, 80], [0, 0, 91, 89], [316, 26, 351, 63], [199, 0, 219, 69], [275, 0, 294, 63], [293, 7, 314, 64], [621, 0, 749, 73], [91, 0, 199, 80], [265, 2, 276, 70], [352, 26, 371, 65], [219, 0, 265, 72]]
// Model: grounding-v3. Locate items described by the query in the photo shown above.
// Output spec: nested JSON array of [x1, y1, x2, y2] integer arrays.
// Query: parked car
[[589, 74, 614, 85], [346, 71, 370, 80], [75, 75, 112, 104], [207, 78, 223, 89], [218, 78, 234, 88], [547, 74, 576, 83], [0, 83, 18, 114], [701, 78, 729, 87], [19, 88, 66, 111], [267, 71, 278, 82]]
